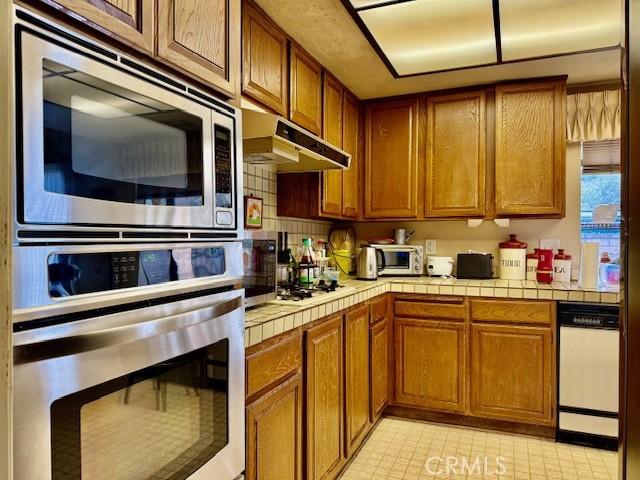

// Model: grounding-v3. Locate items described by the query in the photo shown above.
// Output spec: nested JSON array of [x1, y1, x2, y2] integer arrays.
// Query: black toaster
[[456, 253, 494, 279]]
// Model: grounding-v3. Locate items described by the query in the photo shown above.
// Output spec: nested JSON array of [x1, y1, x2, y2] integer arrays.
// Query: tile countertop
[[244, 277, 620, 348]]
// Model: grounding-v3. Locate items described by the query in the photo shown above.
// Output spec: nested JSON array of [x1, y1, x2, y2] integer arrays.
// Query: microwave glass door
[[384, 251, 411, 269], [20, 31, 218, 229], [50, 340, 229, 480], [42, 58, 205, 207]]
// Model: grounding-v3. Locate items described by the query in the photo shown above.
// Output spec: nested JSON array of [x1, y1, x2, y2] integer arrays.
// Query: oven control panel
[[48, 247, 226, 298]]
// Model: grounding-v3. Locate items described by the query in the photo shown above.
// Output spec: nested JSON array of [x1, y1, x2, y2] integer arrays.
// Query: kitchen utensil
[[536, 249, 554, 284], [526, 249, 539, 281], [394, 229, 414, 245], [456, 253, 493, 279], [357, 245, 385, 280], [579, 242, 600, 289], [499, 234, 527, 280], [554, 249, 572, 284], [427, 256, 454, 277]]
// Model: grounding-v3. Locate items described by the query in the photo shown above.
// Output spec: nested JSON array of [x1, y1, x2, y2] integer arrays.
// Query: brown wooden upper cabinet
[[342, 91, 360, 218], [495, 79, 566, 217], [33, 0, 155, 53], [364, 97, 420, 219], [425, 91, 486, 218], [289, 43, 323, 135], [322, 74, 344, 217], [157, 0, 241, 98], [242, 0, 288, 115]]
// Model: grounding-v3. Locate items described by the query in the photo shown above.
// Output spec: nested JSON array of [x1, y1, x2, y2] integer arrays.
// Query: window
[[580, 141, 621, 261]]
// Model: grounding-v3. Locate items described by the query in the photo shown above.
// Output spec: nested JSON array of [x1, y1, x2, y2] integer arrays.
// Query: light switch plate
[[425, 239, 437, 255]]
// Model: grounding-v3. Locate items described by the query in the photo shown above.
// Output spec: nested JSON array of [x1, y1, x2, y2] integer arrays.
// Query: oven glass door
[[51, 340, 229, 480], [242, 238, 276, 302], [19, 30, 216, 229]]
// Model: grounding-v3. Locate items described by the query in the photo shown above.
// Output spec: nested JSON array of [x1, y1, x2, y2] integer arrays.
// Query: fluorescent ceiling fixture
[[357, 0, 496, 75], [500, 0, 622, 61], [350, 0, 412, 8]]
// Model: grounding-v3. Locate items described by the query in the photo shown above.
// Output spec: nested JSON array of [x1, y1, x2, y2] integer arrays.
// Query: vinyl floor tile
[[339, 418, 618, 480]]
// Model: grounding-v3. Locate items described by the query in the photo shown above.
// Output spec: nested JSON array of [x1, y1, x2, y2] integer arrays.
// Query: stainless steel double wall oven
[[12, 7, 245, 480]]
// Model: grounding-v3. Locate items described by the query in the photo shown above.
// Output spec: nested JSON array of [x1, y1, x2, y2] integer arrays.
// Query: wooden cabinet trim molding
[[289, 42, 322, 135], [425, 90, 486, 218], [342, 90, 360, 218], [157, 0, 240, 98], [36, 0, 156, 53], [242, 0, 288, 114]]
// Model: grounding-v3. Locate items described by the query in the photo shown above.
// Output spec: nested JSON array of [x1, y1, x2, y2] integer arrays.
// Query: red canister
[[536, 249, 554, 283]]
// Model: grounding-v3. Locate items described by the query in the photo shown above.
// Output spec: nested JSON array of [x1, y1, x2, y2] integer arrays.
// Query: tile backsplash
[[243, 163, 333, 247]]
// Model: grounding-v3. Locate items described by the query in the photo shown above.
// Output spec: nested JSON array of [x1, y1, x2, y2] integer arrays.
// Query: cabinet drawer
[[394, 299, 465, 321], [369, 296, 387, 325], [246, 333, 302, 399], [470, 299, 553, 325]]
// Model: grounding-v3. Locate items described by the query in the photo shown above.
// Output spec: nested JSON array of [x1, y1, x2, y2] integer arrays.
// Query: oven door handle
[[14, 295, 243, 365]]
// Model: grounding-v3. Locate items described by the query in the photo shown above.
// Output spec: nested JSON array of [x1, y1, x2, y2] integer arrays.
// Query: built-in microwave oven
[[242, 232, 277, 308], [13, 8, 242, 243], [371, 244, 424, 276]]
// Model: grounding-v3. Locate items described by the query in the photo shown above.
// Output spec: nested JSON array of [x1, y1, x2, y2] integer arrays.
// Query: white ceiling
[[255, 0, 623, 99]]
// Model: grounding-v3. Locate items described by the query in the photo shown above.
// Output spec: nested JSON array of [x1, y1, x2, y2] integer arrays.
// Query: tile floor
[[340, 418, 618, 480]]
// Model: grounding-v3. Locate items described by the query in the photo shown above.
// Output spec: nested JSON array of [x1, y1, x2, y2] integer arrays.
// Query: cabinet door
[[364, 98, 419, 218], [345, 304, 370, 457], [426, 91, 486, 218], [342, 91, 359, 218], [289, 43, 322, 135], [36, 0, 155, 53], [470, 323, 554, 425], [495, 80, 566, 216], [306, 315, 344, 480], [370, 317, 389, 421], [321, 74, 344, 217], [246, 374, 303, 480], [242, 0, 288, 115], [394, 318, 465, 412], [157, 0, 240, 98]]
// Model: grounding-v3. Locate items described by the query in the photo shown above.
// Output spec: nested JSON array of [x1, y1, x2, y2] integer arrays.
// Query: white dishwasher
[[557, 302, 619, 450]]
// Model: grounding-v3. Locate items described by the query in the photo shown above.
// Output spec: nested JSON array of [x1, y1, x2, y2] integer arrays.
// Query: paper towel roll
[[579, 242, 600, 289]]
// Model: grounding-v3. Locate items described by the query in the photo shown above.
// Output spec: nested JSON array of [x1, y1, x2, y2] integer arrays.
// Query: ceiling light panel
[[350, 0, 406, 8], [358, 0, 497, 75], [500, 0, 622, 61]]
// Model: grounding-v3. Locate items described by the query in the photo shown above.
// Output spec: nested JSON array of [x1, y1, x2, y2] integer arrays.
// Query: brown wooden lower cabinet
[[246, 373, 303, 480], [369, 316, 389, 421], [394, 317, 465, 412], [344, 304, 370, 457], [306, 315, 345, 480], [470, 323, 554, 426]]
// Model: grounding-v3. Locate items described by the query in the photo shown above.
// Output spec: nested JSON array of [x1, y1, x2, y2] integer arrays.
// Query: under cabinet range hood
[[242, 109, 351, 172]]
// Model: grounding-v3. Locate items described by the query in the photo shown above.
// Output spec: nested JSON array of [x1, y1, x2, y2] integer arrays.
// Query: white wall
[[355, 143, 582, 278]]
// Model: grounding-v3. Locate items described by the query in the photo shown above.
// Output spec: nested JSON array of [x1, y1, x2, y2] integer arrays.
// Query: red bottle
[[536, 249, 554, 284]]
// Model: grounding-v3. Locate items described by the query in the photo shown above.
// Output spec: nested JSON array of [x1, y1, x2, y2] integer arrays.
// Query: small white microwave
[[370, 244, 424, 276]]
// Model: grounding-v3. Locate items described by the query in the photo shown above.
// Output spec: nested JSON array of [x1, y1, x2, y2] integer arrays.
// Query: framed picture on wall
[[244, 195, 263, 229]]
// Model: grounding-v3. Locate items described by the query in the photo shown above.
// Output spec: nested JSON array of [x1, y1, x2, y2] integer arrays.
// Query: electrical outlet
[[425, 239, 437, 255]]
